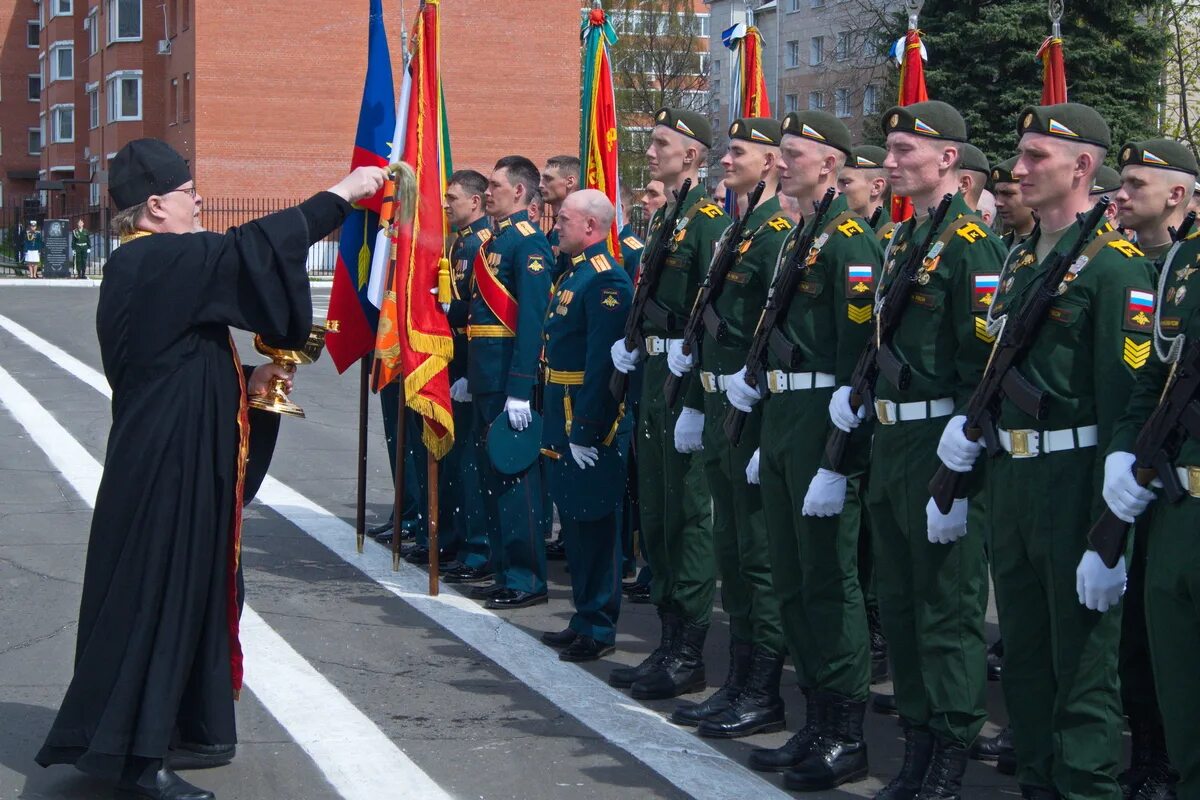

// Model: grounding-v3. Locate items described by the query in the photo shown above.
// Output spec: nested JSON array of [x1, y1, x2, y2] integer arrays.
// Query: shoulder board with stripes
[[516, 220, 537, 236], [590, 254, 612, 273]]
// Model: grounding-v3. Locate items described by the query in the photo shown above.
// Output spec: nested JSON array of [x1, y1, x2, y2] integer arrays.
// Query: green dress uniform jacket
[[72, 228, 90, 276], [542, 241, 634, 645], [986, 219, 1156, 797], [637, 184, 728, 624], [758, 194, 882, 699], [1108, 234, 1200, 799], [867, 192, 1003, 748]]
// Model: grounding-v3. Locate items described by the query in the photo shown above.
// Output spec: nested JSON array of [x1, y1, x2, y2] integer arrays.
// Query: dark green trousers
[[701, 387, 784, 654], [761, 389, 869, 699], [446, 397, 488, 567], [636, 354, 714, 624], [867, 417, 988, 747], [1145, 494, 1200, 799], [562, 511, 623, 646], [989, 448, 1122, 799]]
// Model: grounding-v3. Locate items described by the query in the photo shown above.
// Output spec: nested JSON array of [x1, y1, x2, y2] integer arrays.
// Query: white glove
[[429, 285, 450, 313], [726, 367, 765, 413], [803, 469, 848, 517], [666, 339, 696, 377], [1076, 550, 1127, 612], [505, 396, 532, 431], [746, 449, 761, 484], [674, 407, 705, 453], [829, 386, 866, 433], [450, 377, 472, 403], [1102, 452, 1156, 524], [926, 497, 969, 544], [936, 415, 984, 473], [570, 443, 599, 470], [610, 338, 641, 374]]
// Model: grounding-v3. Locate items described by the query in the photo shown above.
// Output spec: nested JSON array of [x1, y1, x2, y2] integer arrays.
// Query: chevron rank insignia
[[974, 316, 996, 343], [516, 220, 537, 236], [1124, 288, 1155, 333], [846, 265, 875, 297], [1124, 337, 1151, 369], [527, 255, 546, 273], [847, 303, 872, 324]]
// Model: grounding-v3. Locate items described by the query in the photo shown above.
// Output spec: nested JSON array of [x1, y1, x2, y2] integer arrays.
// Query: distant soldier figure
[[72, 219, 91, 278]]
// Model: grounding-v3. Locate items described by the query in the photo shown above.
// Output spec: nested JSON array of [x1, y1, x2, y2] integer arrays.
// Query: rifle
[[663, 180, 767, 409], [723, 187, 836, 445], [868, 206, 883, 231], [1087, 214, 1200, 568], [928, 197, 1111, 514], [823, 193, 954, 471], [609, 178, 692, 401]]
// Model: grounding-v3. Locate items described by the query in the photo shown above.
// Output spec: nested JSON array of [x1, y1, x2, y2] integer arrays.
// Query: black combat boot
[[609, 610, 679, 689], [875, 726, 935, 800], [914, 737, 969, 800], [867, 604, 889, 684], [1135, 744, 1179, 800], [783, 692, 869, 791], [1122, 713, 1179, 800], [748, 691, 825, 772], [630, 620, 707, 700], [696, 646, 785, 738], [970, 726, 1014, 762], [671, 638, 752, 726]]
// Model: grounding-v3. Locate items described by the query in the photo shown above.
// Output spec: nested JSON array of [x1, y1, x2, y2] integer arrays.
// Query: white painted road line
[[0, 362, 452, 800], [0, 314, 795, 800]]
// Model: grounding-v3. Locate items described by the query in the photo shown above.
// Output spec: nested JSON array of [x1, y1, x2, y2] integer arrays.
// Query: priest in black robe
[[34, 138, 387, 800]]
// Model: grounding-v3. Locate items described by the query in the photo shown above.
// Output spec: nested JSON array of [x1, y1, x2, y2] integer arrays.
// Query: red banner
[[1038, 36, 1067, 105], [891, 27, 928, 223]]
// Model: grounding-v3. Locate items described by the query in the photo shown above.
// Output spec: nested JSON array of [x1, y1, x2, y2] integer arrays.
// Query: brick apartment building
[[0, 0, 582, 226]]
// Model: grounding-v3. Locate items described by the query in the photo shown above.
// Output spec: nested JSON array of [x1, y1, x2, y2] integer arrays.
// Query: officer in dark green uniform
[[72, 219, 90, 278], [538, 189, 634, 661], [842, 101, 1003, 798], [609, 108, 726, 700], [541, 155, 580, 284], [722, 111, 882, 788], [946, 104, 1157, 800], [839, 145, 892, 239], [1107, 139, 1197, 799], [665, 117, 790, 739], [466, 155, 554, 610], [992, 157, 1037, 248], [1106, 153, 1200, 800]]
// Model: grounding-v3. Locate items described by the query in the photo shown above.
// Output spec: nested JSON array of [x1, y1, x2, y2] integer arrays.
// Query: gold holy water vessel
[[248, 323, 328, 418]]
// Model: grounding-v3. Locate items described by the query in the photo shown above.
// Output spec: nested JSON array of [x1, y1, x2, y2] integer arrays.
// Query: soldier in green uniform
[[538, 189, 634, 661], [956, 143, 990, 213], [945, 104, 1157, 800], [1105, 149, 1200, 800], [1106, 140, 1197, 799], [992, 157, 1037, 248], [839, 145, 892, 239], [72, 219, 90, 278], [841, 100, 1003, 798], [465, 155, 554, 610], [722, 111, 882, 788], [609, 108, 726, 700], [664, 117, 790, 739]]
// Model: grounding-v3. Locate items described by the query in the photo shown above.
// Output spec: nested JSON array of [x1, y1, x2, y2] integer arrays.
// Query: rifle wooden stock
[[928, 197, 1111, 515]]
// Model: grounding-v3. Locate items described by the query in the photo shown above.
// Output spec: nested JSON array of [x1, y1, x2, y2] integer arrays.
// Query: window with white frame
[[87, 83, 100, 128], [808, 91, 825, 111], [789, 0, 801, 11], [107, 0, 142, 43], [51, 104, 74, 143], [810, 36, 824, 66], [106, 71, 142, 121], [29, 127, 42, 155], [786, 40, 800, 68], [836, 32, 850, 61], [87, 8, 99, 54], [0, 182, 5, 209], [784, 94, 799, 114], [49, 42, 74, 81], [27, 20, 40, 47], [863, 84, 879, 115], [90, 178, 101, 207], [835, 88, 851, 118], [50, 0, 73, 18], [28, 74, 41, 101]]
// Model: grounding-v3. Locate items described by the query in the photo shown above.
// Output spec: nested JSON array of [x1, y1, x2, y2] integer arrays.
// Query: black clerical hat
[[109, 138, 193, 211]]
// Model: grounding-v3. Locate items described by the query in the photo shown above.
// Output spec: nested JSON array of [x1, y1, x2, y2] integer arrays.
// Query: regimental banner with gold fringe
[[580, 3, 623, 262], [372, 0, 454, 459], [1038, 35, 1067, 105], [889, 24, 928, 223], [721, 19, 772, 215]]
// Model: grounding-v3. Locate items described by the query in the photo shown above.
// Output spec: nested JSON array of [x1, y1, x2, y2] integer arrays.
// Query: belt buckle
[[874, 399, 894, 426], [766, 370, 785, 393], [1009, 429, 1034, 458], [700, 372, 716, 394], [1188, 466, 1200, 498]]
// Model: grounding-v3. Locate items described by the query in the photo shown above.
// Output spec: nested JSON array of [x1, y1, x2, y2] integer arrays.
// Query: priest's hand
[[329, 166, 388, 204], [248, 363, 294, 397]]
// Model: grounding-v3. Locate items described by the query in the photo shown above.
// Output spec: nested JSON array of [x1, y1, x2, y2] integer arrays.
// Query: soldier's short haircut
[[494, 155, 541, 201], [448, 169, 487, 199], [545, 155, 581, 178]]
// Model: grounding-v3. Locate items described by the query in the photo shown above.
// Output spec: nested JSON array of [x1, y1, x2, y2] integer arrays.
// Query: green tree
[[862, 0, 1166, 165]]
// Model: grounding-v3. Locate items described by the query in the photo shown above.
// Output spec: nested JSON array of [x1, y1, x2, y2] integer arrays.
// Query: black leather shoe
[[444, 564, 494, 584], [871, 691, 898, 715], [540, 628, 579, 648], [484, 589, 548, 610], [367, 517, 394, 536], [970, 727, 1014, 761], [696, 646, 786, 739], [468, 582, 506, 600], [783, 693, 869, 791], [559, 635, 614, 662], [671, 638, 752, 726], [630, 621, 707, 700], [167, 742, 235, 770], [405, 546, 457, 566], [987, 638, 1004, 682], [748, 692, 824, 772], [624, 583, 652, 603], [914, 737, 969, 800], [116, 768, 215, 800], [875, 726, 934, 800], [610, 610, 679, 688], [546, 540, 567, 560]]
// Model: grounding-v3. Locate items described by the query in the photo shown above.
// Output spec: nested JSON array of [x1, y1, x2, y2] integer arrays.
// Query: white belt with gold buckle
[[873, 397, 954, 426], [998, 425, 1099, 458], [644, 336, 679, 357], [1174, 466, 1200, 499], [765, 370, 835, 393], [699, 371, 733, 394]]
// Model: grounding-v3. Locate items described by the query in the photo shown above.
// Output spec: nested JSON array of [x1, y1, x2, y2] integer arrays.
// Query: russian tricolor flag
[[1129, 289, 1155, 312], [848, 265, 874, 281]]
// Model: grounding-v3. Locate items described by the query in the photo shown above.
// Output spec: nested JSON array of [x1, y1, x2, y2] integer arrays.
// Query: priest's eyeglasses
[[164, 185, 199, 199]]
